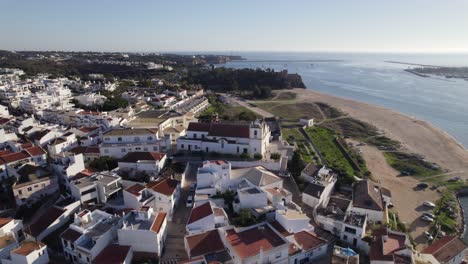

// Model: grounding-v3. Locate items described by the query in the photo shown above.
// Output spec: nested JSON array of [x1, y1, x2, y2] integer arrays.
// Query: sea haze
[[220, 52, 468, 148]]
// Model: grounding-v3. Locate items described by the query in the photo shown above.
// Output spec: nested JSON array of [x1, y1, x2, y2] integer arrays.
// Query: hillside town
[[0, 61, 466, 264]]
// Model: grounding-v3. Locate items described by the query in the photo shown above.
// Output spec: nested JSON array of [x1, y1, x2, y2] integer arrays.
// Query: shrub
[[253, 153, 263, 160], [270, 152, 281, 161], [240, 152, 250, 160]]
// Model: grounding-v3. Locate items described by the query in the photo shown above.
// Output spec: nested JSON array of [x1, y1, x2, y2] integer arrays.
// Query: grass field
[[274, 91, 297, 100], [383, 152, 443, 178], [305, 126, 356, 183], [281, 127, 305, 143], [255, 102, 324, 121]]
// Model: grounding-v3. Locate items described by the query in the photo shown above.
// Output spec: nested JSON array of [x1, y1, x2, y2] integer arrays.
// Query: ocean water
[[220, 52, 468, 148]]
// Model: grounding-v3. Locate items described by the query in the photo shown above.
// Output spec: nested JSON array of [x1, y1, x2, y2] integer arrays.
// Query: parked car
[[186, 195, 193, 207], [417, 183, 429, 189], [423, 201, 436, 208], [421, 215, 434, 222], [424, 231, 433, 240], [423, 212, 436, 219]]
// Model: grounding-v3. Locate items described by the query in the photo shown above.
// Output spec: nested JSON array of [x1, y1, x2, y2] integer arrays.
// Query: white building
[[47, 132, 78, 156], [118, 207, 168, 256], [301, 164, 337, 209], [0, 218, 24, 260], [177, 120, 271, 157], [420, 236, 467, 264], [69, 171, 121, 205], [74, 93, 107, 106], [1, 241, 49, 264], [52, 153, 86, 188], [287, 230, 328, 264], [12, 165, 58, 206], [118, 151, 167, 177], [60, 209, 120, 264], [145, 178, 181, 220], [351, 180, 391, 223], [186, 202, 228, 235], [25, 199, 80, 241], [100, 128, 171, 159], [222, 224, 290, 264]]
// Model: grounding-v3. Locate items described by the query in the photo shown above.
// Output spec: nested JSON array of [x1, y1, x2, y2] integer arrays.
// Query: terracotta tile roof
[[185, 229, 225, 258], [151, 212, 167, 233], [0, 118, 11, 125], [0, 151, 30, 164], [293, 230, 327, 251], [70, 168, 95, 181], [92, 244, 132, 264], [187, 202, 213, 225], [146, 178, 179, 196], [369, 228, 409, 262], [12, 241, 45, 256], [70, 146, 100, 155], [422, 236, 467, 263], [26, 206, 66, 237], [120, 152, 166, 163], [188, 122, 250, 138], [207, 160, 228, 165], [0, 150, 11, 156], [269, 221, 293, 237], [79, 126, 99, 133], [125, 184, 145, 196], [104, 128, 158, 136], [60, 228, 82, 242], [225, 225, 287, 260], [23, 146, 46, 156], [353, 180, 384, 211], [0, 218, 12, 228], [28, 129, 50, 141], [212, 207, 225, 217]]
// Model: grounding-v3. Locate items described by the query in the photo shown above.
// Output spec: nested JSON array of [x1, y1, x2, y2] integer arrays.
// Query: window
[[34, 185, 38, 188], [121, 148, 126, 153], [118, 137, 122, 142], [275, 252, 281, 259], [254, 130, 258, 136], [136, 147, 141, 150], [27, 187, 32, 191], [193, 134, 197, 139], [344, 226, 357, 234], [181, 144, 184, 149], [104, 137, 110, 141], [147, 136, 153, 140], [134, 137, 140, 142], [153, 146, 158, 151], [18, 190, 22, 195]]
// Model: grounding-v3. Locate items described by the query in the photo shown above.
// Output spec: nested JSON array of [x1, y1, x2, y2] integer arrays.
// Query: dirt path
[[229, 96, 275, 118]]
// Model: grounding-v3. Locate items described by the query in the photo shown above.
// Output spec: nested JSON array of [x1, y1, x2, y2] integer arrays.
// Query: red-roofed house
[[186, 202, 214, 235], [369, 227, 414, 264], [288, 230, 329, 264], [222, 224, 289, 263], [177, 120, 271, 157], [421, 236, 467, 264], [25, 200, 80, 241], [92, 244, 133, 264], [7, 241, 49, 264], [118, 208, 168, 256], [69, 145, 101, 162], [184, 229, 226, 259], [123, 183, 153, 210], [146, 178, 180, 220], [118, 151, 167, 176]]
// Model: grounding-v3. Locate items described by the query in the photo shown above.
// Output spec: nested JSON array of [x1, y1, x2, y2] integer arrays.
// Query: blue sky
[[1, 0, 467, 52]]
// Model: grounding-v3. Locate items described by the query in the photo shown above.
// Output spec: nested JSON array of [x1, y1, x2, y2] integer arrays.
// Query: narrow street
[[160, 163, 200, 263]]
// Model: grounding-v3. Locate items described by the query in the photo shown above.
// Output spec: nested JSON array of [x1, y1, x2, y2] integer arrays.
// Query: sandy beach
[[291, 88, 468, 175]]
